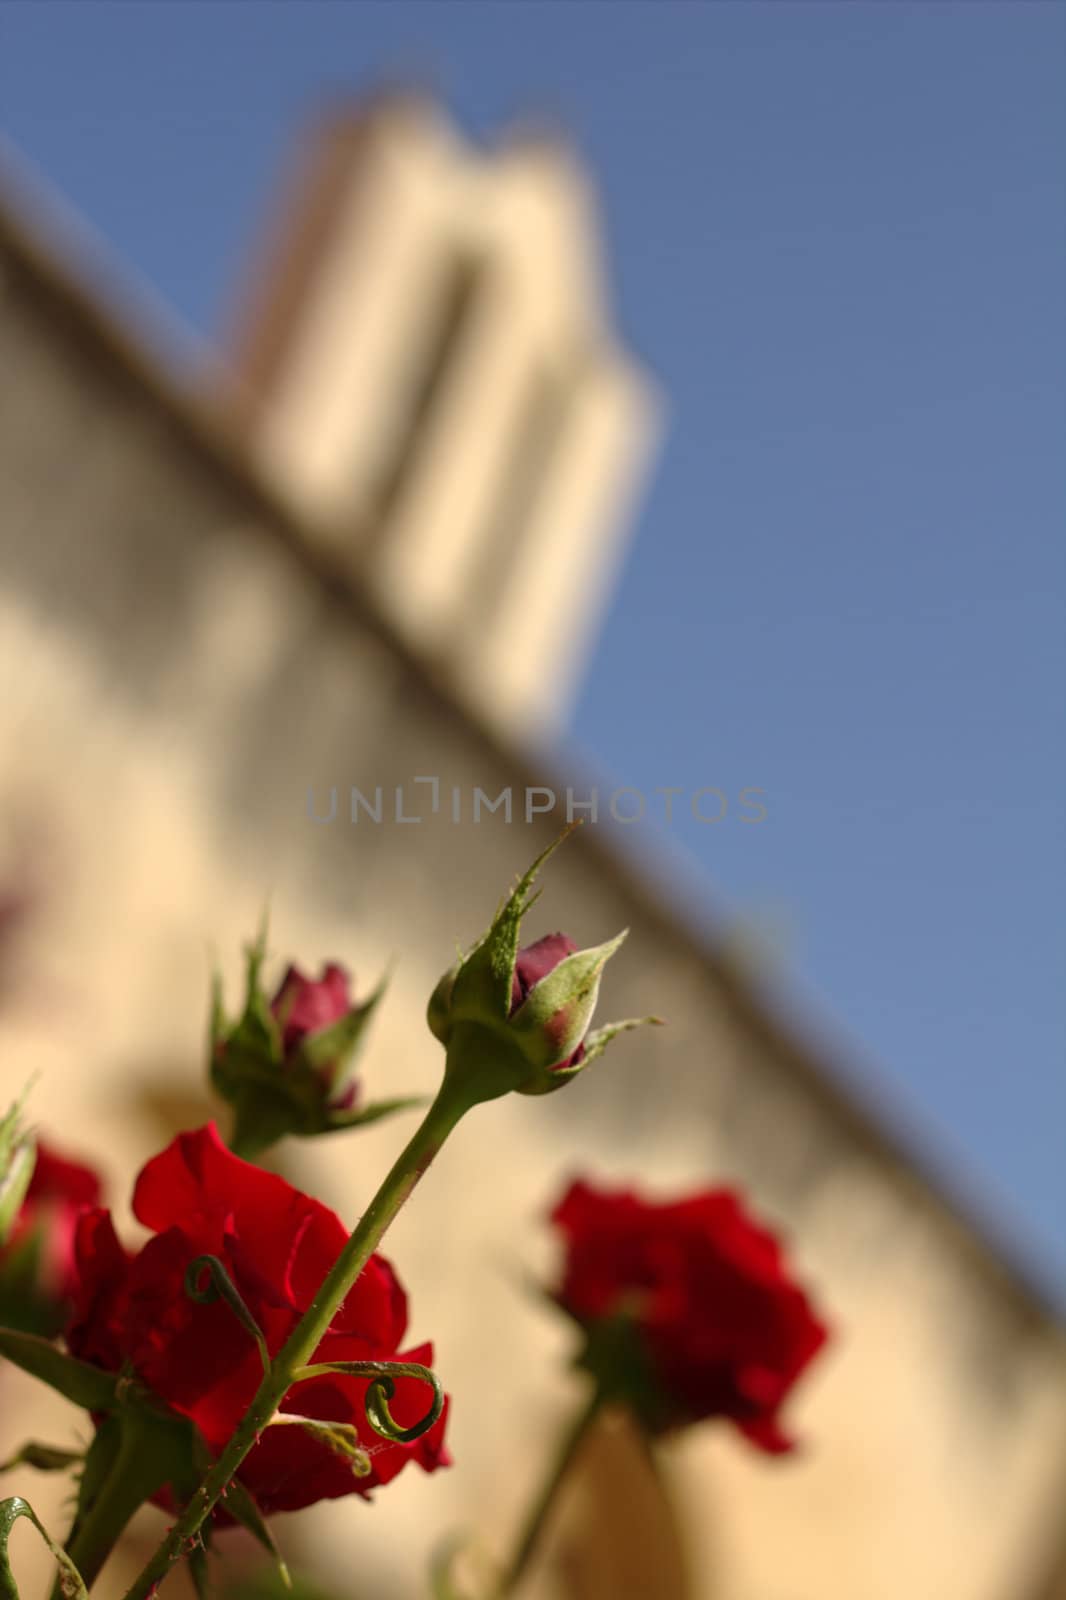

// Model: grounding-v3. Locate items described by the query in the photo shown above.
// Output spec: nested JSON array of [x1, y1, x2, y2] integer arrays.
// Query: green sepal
[[446, 829, 574, 1032], [0, 1090, 34, 1168], [514, 1013, 664, 1096], [0, 1497, 87, 1600], [509, 1060, 584, 1098], [60, 1394, 259, 1594], [320, 1095, 428, 1133], [508, 933, 627, 1070], [59, 1403, 206, 1595], [209, 924, 284, 1105], [0, 1098, 36, 1249], [228, 1078, 423, 1158], [0, 1444, 82, 1476], [220, 1481, 291, 1591], [70, 1418, 121, 1523], [579, 1015, 663, 1066], [569, 1312, 675, 1435], [426, 963, 459, 1046], [266, 1418, 371, 1479], [0, 1328, 218, 1490], [0, 1338, 285, 1597], [0, 1328, 121, 1412]]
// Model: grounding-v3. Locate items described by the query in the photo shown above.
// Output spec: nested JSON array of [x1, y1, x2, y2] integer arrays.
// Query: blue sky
[[0, 3, 1062, 1291]]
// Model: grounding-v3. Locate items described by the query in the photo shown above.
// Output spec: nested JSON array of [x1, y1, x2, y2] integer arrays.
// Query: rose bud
[[270, 962, 366, 1111], [549, 1178, 830, 1452], [0, 1128, 102, 1337], [427, 831, 658, 1104], [210, 931, 413, 1160]]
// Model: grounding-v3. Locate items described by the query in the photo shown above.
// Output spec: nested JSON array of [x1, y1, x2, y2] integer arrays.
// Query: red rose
[[510, 934, 585, 1069], [0, 1140, 102, 1333], [270, 962, 359, 1109], [67, 1124, 449, 1513], [550, 1179, 829, 1453]]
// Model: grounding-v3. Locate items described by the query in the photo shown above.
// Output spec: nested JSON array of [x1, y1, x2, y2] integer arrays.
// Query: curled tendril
[[183, 1255, 270, 1374], [291, 1360, 445, 1444], [363, 1372, 441, 1444]]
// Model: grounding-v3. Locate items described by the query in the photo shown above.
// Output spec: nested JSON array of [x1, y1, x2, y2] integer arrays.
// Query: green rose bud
[[210, 927, 420, 1160], [428, 830, 660, 1105]]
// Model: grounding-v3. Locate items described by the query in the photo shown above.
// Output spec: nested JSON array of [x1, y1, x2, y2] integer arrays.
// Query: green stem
[[50, 1422, 166, 1599], [120, 1078, 472, 1600], [498, 1383, 604, 1597]]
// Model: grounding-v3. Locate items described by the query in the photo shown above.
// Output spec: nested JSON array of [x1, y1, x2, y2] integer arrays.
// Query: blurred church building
[[0, 94, 1064, 1600], [228, 96, 657, 738]]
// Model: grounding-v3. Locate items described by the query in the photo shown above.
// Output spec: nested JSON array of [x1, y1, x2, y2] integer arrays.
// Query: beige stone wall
[[1, 216, 1065, 1600]]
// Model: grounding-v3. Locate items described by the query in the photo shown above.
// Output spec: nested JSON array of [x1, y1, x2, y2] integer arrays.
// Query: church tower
[[226, 94, 660, 739]]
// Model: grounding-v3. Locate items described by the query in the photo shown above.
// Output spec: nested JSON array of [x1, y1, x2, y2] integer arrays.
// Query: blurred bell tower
[[226, 93, 660, 741]]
